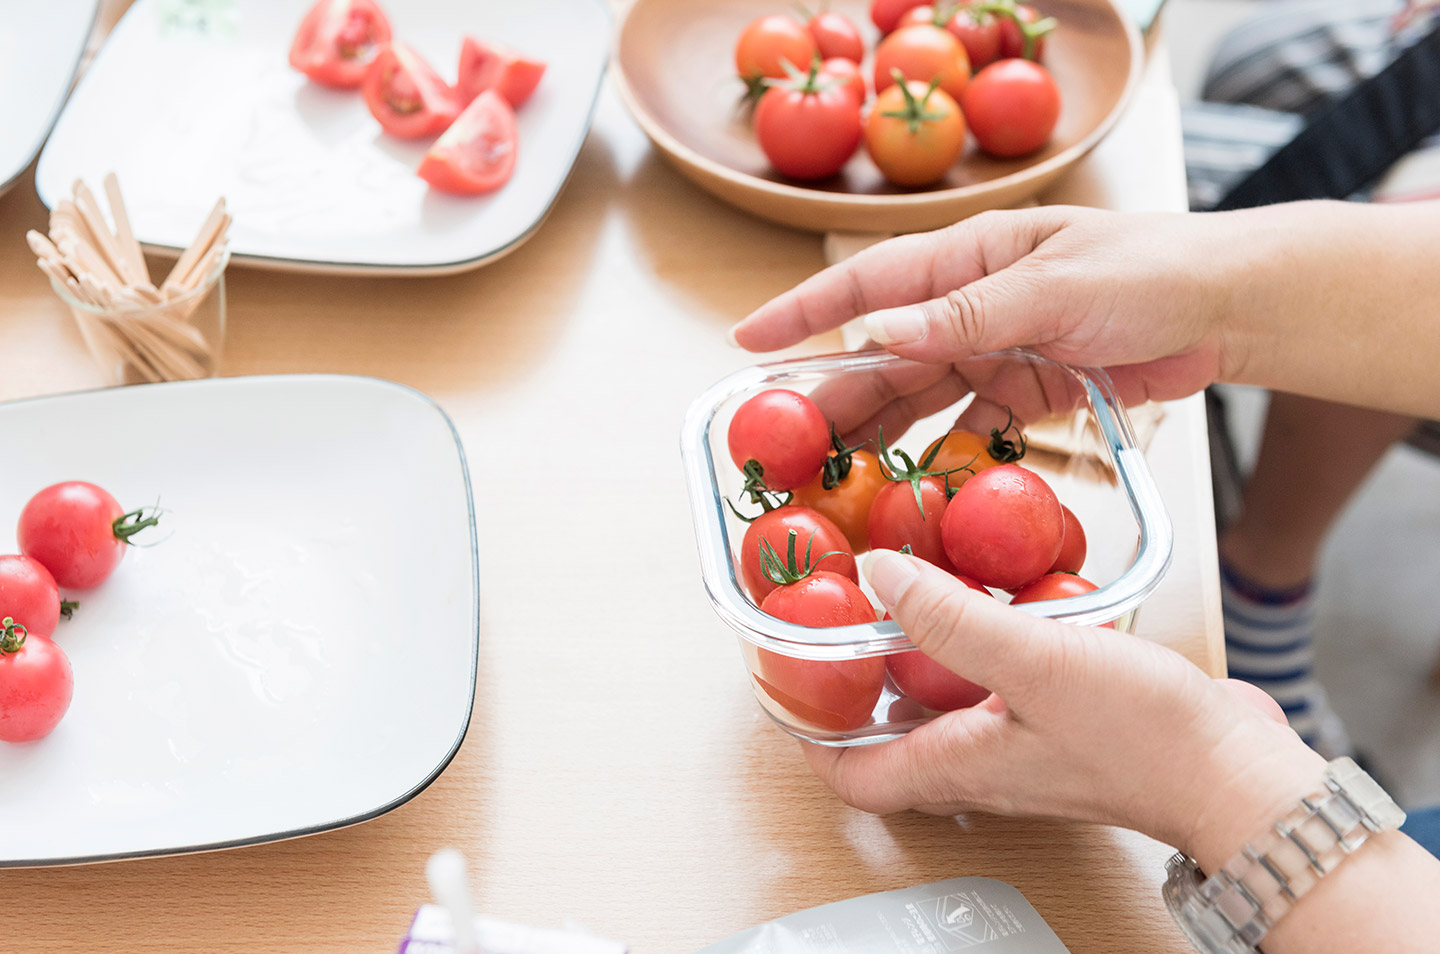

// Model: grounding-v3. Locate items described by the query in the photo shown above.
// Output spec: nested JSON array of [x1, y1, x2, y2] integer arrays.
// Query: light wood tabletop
[[0, 4, 1221, 953]]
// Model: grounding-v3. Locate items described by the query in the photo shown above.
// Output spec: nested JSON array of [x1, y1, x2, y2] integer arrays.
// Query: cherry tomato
[[808, 11, 865, 63], [962, 58, 1060, 157], [727, 389, 831, 491], [0, 556, 65, 639], [820, 57, 866, 105], [418, 90, 518, 195], [457, 36, 546, 109], [921, 428, 1023, 488], [1050, 505, 1086, 574], [1010, 572, 1098, 603], [868, 477, 958, 572], [873, 25, 971, 105], [997, 3, 1051, 61], [362, 43, 460, 140], [947, 7, 1004, 70], [871, 0, 928, 34], [0, 619, 73, 743], [895, 5, 941, 30], [940, 464, 1063, 589], [735, 16, 818, 83], [18, 482, 158, 590], [754, 62, 863, 180], [758, 570, 882, 731], [792, 449, 886, 552], [884, 576, 993, 710], [741, 507, 857, 604], [864, 80, 966, 187], [289, 0, 392, 89]]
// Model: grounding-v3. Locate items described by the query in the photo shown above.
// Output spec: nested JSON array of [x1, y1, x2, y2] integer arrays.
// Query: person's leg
[[1218, 392, 1418, 756]]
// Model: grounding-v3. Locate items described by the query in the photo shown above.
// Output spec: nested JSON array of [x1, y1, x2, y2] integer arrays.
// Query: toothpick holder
[[50, 249, 228, 387]]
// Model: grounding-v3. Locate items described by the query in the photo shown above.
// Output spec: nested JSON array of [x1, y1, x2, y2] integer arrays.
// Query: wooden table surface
[[0, 5, 1221, 952]]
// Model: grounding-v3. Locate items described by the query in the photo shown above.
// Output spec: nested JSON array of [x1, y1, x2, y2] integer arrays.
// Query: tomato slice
[[417, 91, 518, 195], [289, 0, 393, 89], [362, 43, 460, 140], [457, 36, 547, 109]]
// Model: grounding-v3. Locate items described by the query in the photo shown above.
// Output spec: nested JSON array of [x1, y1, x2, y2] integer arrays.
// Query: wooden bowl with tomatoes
[[614, 0, 1142, 233]]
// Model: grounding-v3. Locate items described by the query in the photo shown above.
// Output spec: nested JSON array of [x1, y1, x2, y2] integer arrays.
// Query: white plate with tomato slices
[[36, 0, 608, 275], [0, 376, 477, 866]]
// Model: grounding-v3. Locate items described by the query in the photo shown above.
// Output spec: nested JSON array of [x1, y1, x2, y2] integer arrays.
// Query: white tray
[[0, 0, 98, 198], [36, 0, 609, 274], [0, 375, 478, 866]]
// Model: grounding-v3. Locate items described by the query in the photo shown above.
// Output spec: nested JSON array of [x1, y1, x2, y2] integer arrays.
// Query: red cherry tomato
[[18, 482, 158, 590], [362, 43, 460, 140], [1050, 504, 1087, 574], [735, 16, 818, 82], [740, 506, 857, 604], [997, 3, 1050, 61], [727, 389, 831, 491], [0, 620, 74, 743], [873, 25, 971, 105], [820, 57, 867, 105], [867, 477, 958, 573], [940, 464, 1063, 589], [757, 570, 883, 731], [418, 90, 518, 195], [864, 80, 966, 187], [1010, 572, 1098, 603], [808, 11, 865, 63], [791, 449, 886, 552], [947, 7, 1003, 70], [754, 63, 863, 180], [962, 58, 1060, 157], [289, 0, 392, 89], [871, 0, 928, 33], [0, 556, 65, 639], [457, 36, 546, 109], [884, 576, 992, 710], [894, 5, 939, 30]]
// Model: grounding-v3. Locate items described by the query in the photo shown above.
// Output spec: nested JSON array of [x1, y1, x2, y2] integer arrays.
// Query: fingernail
[[864, 307, 927, 346], [864, 549, 921, 607], [725, 324, 742, 348]]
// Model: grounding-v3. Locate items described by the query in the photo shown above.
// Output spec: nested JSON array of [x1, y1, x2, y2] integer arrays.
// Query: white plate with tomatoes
[[0, 0, 97, 199], [0, 376, 477, 866], [36, 0, 609, 275]]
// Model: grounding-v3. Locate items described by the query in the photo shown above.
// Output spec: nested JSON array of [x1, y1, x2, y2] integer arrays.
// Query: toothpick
[[162, 197, 226, 289], [103, 172, 150, 285]]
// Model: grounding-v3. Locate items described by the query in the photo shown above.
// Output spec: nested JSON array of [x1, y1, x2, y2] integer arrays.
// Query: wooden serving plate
[[614, 0, 1143, 233]]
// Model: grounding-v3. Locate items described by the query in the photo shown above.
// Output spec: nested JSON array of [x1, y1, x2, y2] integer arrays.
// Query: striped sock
[[1220, 562, 1353, 759]]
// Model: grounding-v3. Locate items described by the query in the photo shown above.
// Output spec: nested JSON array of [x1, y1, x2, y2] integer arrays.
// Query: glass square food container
[[681, 349, 1174, 746]]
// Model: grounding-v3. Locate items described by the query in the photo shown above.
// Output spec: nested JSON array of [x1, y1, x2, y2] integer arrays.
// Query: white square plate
[[0, 0, 97, 198], [36, 0, 609, 274], [0, 376, 478, 866]]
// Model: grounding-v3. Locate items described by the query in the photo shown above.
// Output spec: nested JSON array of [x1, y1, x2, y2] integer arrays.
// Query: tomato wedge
[[362, 43, 460, 140], [289, 0, 393, 89], [457, 36, 547, 109], [418, 90, 518, 195]]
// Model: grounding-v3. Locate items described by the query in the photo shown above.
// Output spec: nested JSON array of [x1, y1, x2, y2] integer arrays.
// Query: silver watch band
[[1163, 757, 1406, 954]]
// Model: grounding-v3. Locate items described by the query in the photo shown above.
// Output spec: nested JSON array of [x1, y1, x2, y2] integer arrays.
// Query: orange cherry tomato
[[864, 79, 966, 187], [873, 25, 971, 105], [735, 15, 818, 83], [792, 449, 887, 552]]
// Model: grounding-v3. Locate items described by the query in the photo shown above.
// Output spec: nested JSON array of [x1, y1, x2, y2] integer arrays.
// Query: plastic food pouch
[[696, 877, 1070, 954], [397, 904, 627, 954]]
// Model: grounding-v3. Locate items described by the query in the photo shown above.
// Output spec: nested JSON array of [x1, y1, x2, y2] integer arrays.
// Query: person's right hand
[[731, 205, 1248, 409], [804, 549, 1326, 875]]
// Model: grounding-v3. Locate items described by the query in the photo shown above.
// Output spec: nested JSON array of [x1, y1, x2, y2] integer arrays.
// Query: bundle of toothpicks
[[28, 174, 231, 384]]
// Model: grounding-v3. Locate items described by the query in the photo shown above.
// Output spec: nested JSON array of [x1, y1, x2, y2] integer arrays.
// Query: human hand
[[807, 549, 1326, 871], [731, 206, 1253, 409]]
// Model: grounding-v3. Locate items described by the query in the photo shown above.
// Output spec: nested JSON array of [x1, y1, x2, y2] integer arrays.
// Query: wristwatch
[[1162, 757, 1406, 954]]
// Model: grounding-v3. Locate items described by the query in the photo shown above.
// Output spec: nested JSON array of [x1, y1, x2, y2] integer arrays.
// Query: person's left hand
[[807, 549, 1325, 872]]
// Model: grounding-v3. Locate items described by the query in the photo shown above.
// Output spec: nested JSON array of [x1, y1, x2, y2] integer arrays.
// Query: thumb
[[862, 258, 1061, 364], [865, 549, 1065, 704]]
